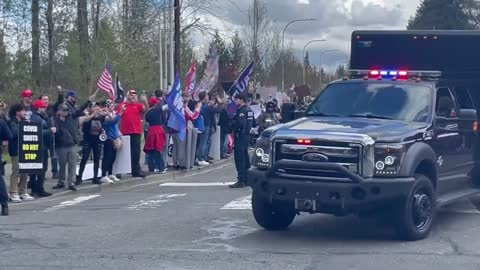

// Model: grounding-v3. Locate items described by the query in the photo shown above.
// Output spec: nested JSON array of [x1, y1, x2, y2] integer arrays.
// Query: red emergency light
[[369, 70, 408, 79], [297, 139, 311, 145]]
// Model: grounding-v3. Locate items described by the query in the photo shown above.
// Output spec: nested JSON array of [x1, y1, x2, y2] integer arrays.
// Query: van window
[[436, 88, 456, 118], [455, 87, 474, 109]]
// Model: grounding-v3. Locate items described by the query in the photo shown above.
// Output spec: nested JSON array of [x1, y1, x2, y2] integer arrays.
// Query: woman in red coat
[[143, 97, 167, 173]]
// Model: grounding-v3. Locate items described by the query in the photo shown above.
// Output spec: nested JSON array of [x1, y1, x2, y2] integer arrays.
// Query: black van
[[247, 31, 480, 240]]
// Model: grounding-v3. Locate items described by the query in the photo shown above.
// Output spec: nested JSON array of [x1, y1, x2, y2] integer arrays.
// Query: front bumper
[[247, 162, 415, 215]]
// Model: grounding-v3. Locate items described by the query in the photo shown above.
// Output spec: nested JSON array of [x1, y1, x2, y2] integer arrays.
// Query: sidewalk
[[3, 154, 233, 199]]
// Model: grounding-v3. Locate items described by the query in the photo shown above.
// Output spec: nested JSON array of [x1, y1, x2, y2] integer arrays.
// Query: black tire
[[395, 174, 436, 241], [252, 191, 296, 230]]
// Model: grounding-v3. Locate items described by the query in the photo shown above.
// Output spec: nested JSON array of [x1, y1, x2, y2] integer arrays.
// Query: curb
[[40, 157, 234, 199]]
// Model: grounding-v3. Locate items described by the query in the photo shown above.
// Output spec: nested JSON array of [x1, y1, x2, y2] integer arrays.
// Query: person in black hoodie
[[39, 92, 61, 179], [76, 102, 106, 185], [7, 104, 31, 203], [29, 100, 55, 197], [218, 100, 231, 159], [53, 104, 79, 191]]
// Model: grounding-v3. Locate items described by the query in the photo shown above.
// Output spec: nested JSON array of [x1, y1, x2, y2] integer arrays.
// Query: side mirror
[[459, 109, 477, 121], [294, 110, 306, 119]]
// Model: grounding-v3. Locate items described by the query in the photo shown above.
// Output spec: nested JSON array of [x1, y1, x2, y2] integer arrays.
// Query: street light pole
[[302, 39, 326, 85], [281, 18, 315, 92], [319, 49, 340, 89]]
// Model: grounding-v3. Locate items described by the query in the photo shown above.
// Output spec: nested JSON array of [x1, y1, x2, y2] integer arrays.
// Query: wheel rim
[[412, 190, 433, 230]]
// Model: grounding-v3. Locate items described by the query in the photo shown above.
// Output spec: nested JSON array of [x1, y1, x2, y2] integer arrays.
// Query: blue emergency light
[[349, 69, 442, 80], [369, 70, 408, 78]]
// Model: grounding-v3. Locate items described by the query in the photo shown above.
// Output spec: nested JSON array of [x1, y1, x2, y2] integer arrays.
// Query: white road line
[[42, 195, 101, 212], [127, 193, 186, 210], [440, 208, 480, 214], [221, 195, 252, 210], [160, 182, 236, 187]]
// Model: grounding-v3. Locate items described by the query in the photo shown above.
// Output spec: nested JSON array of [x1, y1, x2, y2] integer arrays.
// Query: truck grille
[[273, 139, 362, 179]]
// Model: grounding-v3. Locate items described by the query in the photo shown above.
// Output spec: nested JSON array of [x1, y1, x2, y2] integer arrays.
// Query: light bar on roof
[[349, 69, 442, 79]]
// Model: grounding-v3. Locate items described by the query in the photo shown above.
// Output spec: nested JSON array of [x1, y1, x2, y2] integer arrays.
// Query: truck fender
[[398, 142, 438, 180]]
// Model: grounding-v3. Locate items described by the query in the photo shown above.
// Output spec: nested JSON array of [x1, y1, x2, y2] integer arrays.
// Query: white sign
[[113, 135, 132, 174]]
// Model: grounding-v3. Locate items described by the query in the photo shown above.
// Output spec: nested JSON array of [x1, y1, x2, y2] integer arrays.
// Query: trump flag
[[166, 72, 187, 141]]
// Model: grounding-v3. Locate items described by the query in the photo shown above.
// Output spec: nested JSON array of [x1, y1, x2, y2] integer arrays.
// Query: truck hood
[[268, 117, 427, 142]]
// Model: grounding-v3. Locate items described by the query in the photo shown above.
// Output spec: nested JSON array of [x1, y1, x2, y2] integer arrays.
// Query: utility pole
[[163, 5, 168, 90], [174, 0, 180, 72], [169, 0, 174, 84]]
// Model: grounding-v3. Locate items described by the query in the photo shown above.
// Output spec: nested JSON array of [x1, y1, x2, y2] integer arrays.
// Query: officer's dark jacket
[[232, 105, 254, 137]]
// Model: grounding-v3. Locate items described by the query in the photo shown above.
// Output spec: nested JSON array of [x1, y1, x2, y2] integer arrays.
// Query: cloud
[[349, 0, 403, 26], [193, 0, 421, 66]]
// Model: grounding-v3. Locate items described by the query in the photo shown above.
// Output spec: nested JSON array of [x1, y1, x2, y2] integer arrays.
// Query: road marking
[[42, 195, 100, 212], [127, 193, 186, 210], [160, 182, 236, 187], [440, 208, 480, 214], [221, 195, 252, 210]]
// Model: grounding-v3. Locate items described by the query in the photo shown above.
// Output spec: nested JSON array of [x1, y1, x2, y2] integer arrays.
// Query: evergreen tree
[[229, 32, 245, 75], [407, 0, 474, 30], [207, 30, 232, 82], [304, 51, 310, 68]]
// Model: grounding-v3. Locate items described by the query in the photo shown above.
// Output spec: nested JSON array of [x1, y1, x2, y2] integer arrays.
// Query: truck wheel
[[395, 174, 435, 241], [252, 191, 296, 230]]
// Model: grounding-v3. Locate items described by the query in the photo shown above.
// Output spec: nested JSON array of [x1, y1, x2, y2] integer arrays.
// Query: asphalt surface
[[3, 161, 480, 269]]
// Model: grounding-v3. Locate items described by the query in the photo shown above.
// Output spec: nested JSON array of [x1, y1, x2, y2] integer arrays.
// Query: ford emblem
[[302, 152, 329, 162]]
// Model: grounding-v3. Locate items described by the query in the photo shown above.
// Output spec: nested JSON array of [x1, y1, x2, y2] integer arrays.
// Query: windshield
[[306, 83, 433, 122]]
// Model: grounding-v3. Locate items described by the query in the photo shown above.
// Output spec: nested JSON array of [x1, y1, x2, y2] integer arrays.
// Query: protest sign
[[18, 121, 43, 174]]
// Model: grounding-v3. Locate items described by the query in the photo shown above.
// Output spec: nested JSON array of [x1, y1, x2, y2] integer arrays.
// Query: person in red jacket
[[143, 97, 167, 173], [117, 89, 148, 178]]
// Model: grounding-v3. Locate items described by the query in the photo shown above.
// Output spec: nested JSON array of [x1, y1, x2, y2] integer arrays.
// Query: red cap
[[148, 97, 159, 107], [21, 89, 33, 98], [33, 100, 48, 109]]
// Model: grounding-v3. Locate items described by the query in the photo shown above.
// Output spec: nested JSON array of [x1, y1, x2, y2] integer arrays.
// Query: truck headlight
[[374, 144, 405, 176], [252, 137, 270, 169]]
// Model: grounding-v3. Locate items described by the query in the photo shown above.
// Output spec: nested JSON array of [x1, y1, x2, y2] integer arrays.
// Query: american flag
[[97, 64, 115, 99]]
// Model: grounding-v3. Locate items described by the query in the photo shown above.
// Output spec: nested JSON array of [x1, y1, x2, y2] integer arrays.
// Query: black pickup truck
[[247, 30, 480, 240]]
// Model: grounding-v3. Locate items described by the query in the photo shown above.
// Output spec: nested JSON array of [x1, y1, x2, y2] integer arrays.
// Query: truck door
[[452, 87, 477, 183], [432, 87, 465, 193], [452, 87, 476, 171]]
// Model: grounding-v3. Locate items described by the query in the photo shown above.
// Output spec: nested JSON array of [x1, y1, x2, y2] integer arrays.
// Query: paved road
[[3, 161, 480, 269]]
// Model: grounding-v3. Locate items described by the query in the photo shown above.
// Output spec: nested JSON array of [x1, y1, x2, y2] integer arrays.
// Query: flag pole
[[114, 72, 118, 101]]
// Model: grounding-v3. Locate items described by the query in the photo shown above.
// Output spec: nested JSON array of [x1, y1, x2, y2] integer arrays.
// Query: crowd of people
[[0, 85, 306, 216]]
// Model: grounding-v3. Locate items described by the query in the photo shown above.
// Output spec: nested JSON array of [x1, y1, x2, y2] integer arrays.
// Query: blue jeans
[[147, 150, 165, 172], [206, 129, 213, 159], [221, 132, 229, 158], [196, 128, 210, 161]]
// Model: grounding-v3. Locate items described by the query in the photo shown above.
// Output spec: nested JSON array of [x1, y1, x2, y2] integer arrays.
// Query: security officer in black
[[0, 101, 13, 216], [229, 93, 254, 188]]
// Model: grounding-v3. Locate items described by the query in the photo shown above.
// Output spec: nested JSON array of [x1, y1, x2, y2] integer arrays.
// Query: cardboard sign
[[18, 121, 43, 173]]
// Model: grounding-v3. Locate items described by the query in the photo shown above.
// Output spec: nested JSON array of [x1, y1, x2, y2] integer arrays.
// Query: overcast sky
[[195, 0, 421, 71]]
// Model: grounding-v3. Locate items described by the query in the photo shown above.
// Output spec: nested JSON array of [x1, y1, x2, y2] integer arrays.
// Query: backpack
[[193, 115, 205, 133]]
